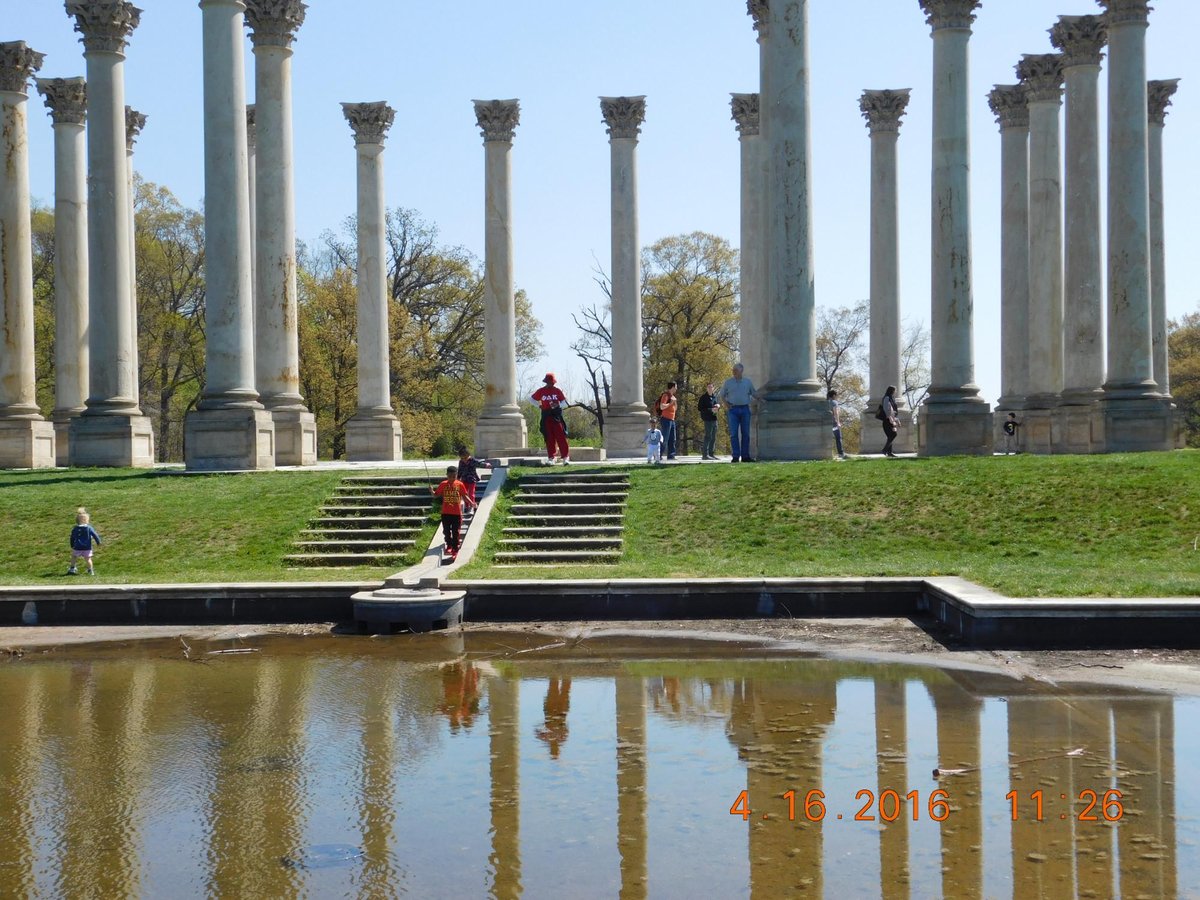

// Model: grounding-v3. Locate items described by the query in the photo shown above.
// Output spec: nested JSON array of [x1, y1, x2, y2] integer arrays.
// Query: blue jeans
[[660, 418, 677, 458], [832, 427, 844, 457], [702, 420, 718, 457], [727, 405, 751, 459]]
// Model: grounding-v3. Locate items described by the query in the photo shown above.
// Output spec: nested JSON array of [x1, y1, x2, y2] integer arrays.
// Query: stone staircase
[[284, 473, 487, 568], [495, 471, 627, 565]]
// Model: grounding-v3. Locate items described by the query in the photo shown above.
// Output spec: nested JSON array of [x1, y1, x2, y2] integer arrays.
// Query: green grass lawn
[[0, 469, 437, 585], [459, 451, 1200, 597]]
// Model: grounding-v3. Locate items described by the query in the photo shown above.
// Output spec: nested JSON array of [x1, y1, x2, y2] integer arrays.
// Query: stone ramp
[[496, 471, 627, 565]]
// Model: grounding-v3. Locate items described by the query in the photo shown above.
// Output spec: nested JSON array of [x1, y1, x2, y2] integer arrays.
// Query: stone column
[[343, 102, 403, 461], [1148, 79, 1179, 398], [988, 85, 1030, 448], [1051, 16, 1108, 453], [0, 43, 56, 469], [245, 104, 256, 327], [600, 96, 650, 459], [124, 106, 145, 420], [917, 0, 992, 456], [185, 0, 275, 470], [36, 77, 89, 466], [731, 93, 767, 406], [245, 0, 316, 466], [64, 1, 155, 467], [860, 89, 915, 452], [1016, 53, 1065, 455], [756, 0, 830, 460], [472, 100, 528, 456], [1097, 0, 1172, 451], [747, 1, 770, 389]]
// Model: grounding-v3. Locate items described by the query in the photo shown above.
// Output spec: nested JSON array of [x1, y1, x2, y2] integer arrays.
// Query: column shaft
[[749, 1, 771, 385], [732, 94, 765, 393], [124, 108, 145, 416], [1148, 79, 1179, 397], [918, 0, 991, 456]]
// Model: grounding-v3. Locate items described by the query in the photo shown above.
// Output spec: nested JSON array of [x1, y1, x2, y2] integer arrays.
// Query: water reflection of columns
[[489, 675, 522, 899], [0, 665, 46, 896], [1067, 700, 1116, 896], [616, 677, 648, 900], [357, 661, 401, 894], [928, 683, 983, 900], [874, 680, 909, 898], [1114, 699, 1176, 899]]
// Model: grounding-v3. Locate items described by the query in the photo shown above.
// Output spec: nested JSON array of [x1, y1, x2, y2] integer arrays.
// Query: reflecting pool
[[0, 633, 1196, 898]]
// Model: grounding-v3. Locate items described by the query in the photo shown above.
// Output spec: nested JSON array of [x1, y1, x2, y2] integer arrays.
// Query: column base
[[51, 410, 83, 467], [346, 415, 403, 462], [184, 407, 276, 471], [1051, 404, 1101, 454], [1175, 406, 1189, 449], [0, 417, 57, 469], [69, 414, 155, 468], [756, 395, 833, 460], [1095, 396, 1174, 453], [917, 399, 993, 457], [474, 410, 528, 459], [992, 399, 1026, 451], [860, 408, 915, 455], [1018, 408, 1057, 455], [270, 408, 318, 466], [604, 407, 652, 459]]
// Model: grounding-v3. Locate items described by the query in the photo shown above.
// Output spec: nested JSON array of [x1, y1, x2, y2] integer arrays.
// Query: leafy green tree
[[817, 301, 870, 452], [1168, 312, 1200, 446]]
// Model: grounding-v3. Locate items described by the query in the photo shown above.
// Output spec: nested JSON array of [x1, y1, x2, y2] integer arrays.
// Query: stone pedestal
[[69, 414, 154, 467], [757, 396, 834, 460], [184, 408, 275, 471], [1020, 409, 1056, 455], [272, 409, 317, 466], [1052, 405, 1101, 454], [601, 96, 650, 459], [472, 99, 527, 456], [1096, 398, 1174, 453], [918, 0, 992, 456], [861, 407, 915, 454], [345, 416, 403, 462], [0, 420, 57, 469]]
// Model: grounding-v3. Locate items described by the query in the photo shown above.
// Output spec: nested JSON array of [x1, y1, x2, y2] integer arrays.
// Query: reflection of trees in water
[[647, 676, 734, 724], [534, 678, 571, 759]]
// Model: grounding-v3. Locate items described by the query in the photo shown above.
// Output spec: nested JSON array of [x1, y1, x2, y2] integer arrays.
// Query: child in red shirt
[[531, 372, 570, 464], [432, 465, 477, 555]]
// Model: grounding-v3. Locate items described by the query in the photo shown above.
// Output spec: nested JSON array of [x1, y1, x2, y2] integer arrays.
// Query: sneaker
[[562, 457, 571, 465], [731, 457, 740, 463], [67, 567, 77, 575], [742, 457, 755, 463], [86, 570, 94, 576]]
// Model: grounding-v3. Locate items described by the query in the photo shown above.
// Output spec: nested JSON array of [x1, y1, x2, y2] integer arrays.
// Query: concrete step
[[494, 549, 622, 564], [519, 472, 625, 481], [508, 513, 624, 525], [320, 504, 430, 515], [502, 525, 623, 536], [293, 539, 417, 552], [282, 552, 409, 567], [499, 537, 622, 551], [328, 494, 432, 505], [520, 480, 628, 493], [311, 515, 427, 527], [509, 493, 626, 505]]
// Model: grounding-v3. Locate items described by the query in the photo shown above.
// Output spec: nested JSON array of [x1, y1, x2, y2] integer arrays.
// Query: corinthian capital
[[919, 0, 982, 32], [730, 93, 760, 137], [987, 84, 1029, 130], [1016, 54, 1065, 104], [342, 101, 395, 147], [473, 99, 520, 143], [1148, 79, 1180, 126], [37, 76, 87, 124], [600, 96, 646, 141], [125, 106, 147, 151], [859, 89, 912, 134], [1097, 0, 1151, 27], [1049, 15, 1107, 68], [65, 0, 142, 55], [244, 0, 307, 48], [747, 0, 769, 37], [0, 42, 46, 96]]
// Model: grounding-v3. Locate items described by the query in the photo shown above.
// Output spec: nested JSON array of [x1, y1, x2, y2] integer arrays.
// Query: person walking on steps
[[456, 445, 493, 506], [655, 382, 679, 460], [531, 373, 571, 464], [67, 507, 102, 575], [828, 389, 847, 460], [879, 385, 900, 458], [698, 382, 721, 460], [432, 465, 477, 557], [721, 363, 756, 462]]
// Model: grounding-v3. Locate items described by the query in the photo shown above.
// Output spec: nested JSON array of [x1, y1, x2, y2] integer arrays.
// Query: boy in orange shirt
[[432, 465, 477, 556]]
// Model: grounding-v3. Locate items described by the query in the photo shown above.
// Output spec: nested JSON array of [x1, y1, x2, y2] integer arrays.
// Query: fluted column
[[245, 0, 316, 465], [0, 43, 55, 469], [860, 89, 914, 452], [988, 85, 1030, 433], [343, 102, 402, 461], [731, 93, 767, 395], [245, 104, 256, 328], [64, 1, 155, 467], [124, 106, 145, 417], [37, 77, 89, 466], [756, 0, 830, 460], [1148, 79, 1179, 399], [917, 0, 992, 456], [185, 0, 275, 470], [1097, 0, 1172, 451], [1051, 16, 1107, 450], [472, 99, 528, 456], [601, 96, 651, 458], [1016, 53, 1065, 455], [615, 678, 647, 900]]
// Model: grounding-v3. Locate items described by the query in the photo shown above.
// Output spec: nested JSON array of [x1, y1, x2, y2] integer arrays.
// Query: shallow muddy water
[[0, 632, 1195, 899]]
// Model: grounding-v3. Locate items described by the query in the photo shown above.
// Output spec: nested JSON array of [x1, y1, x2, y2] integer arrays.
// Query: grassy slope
[[460, 452, 1200, 597], [0, 469, 437, 585]]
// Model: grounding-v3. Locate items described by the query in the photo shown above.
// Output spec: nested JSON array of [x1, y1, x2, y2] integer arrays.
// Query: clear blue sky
[[12, 0, 1200, 408]]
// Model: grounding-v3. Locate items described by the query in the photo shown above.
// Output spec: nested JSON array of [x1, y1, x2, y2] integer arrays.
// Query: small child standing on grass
[[641, 418, 664, 464], [455, 445, 493, 507], [68, 507, 101, 576], [432, 465, 477, 557]]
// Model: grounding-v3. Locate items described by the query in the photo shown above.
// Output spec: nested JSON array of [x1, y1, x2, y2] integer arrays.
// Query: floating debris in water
[[281, 845, 364, 870]]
